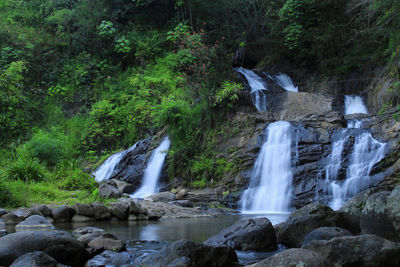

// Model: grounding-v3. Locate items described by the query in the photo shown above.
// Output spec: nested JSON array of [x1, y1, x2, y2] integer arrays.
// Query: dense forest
[[0, 0, 399, 207]]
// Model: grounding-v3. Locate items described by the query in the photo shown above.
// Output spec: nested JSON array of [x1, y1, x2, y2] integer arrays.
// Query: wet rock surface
[[137, 239, 238, 267], [304, 234, 400, 267], [9, 251, 66, 267], [85, 250, 130, 267], [246, 248, 332, 267], [15, 215, 54, 231], [0, 230, 88, 266], [301, 227, 352, 247], [204, 217, 276, 251], [277, 203, 340, 247]]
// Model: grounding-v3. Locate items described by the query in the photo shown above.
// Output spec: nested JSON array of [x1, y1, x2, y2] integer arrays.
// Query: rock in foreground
[[0, 230, 88, 267], [204, 217, 276, 251], [304, 234, 400, 267], [137, 240, 238, 267], [246, 248, 332, 267], [10, 251, 65, 267]]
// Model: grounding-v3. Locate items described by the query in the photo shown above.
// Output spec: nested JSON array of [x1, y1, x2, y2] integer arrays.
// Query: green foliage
[[59, 168, 97, 191], [115, 36, 132, 54], [98, 21, 117, 39], [6, 157, 46, 182], [190, 178, 207, 188], [0, 181, 17, 207], [22, 128, 73, 167], [215, 81, 243, 106]]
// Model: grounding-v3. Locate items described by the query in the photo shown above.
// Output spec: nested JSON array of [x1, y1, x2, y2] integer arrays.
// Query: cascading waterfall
[[234, 67, 268, 111], [240, 121, 293, 213], [274, 73, 298, 92], [131, 137, 171, 198], [93, 143, 138, 182], [344, 95, 368, 115], [325, 95, 386, 210]]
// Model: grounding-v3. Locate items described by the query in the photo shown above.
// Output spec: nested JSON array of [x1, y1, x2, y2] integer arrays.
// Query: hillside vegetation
[[0, 0, 399, 207]]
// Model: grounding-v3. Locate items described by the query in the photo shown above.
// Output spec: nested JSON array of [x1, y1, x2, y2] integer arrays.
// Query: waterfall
[[93, 143, 138, 182], [240, 121, 293, 213], [325, 95, 386, 210], [344, 95, 368, 115], [274, 73, 298, 92], [131, 137, 171, 198], [234, 67, 268, 111]]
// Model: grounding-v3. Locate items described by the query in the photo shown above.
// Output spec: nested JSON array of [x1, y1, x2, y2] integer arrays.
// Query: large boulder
[[168, 200, 194, 208], [147, 192, 175, 202], [51, 206, 76, 223], [74, 203, 95, 217], [360, 191, 399, 241], [204, 217, 276, 251], [137, 240, 238, 267], [85, 250, 130, 267], [0, 230, 88, 266], [0, 209, 7, 217], [98, 181, 121, 199], [301, 227, 352, 247], [110, 202, 129, 220], [15, 215, 54, 231], [91, 202, 111, 220], [247, 248, 332, 267], [111, 179, 135, 194], [32, 205, 52, 217], [10, 251, 65, 267], [1, 212, 26, 225], [304, 234, 400, 267], [278, 202, 339, 247], [387, 185, 400, 236]]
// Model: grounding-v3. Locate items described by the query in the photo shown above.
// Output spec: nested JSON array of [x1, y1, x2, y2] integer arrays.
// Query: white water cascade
[[274, 73, 298, 92], [240, 121, 293, 213], [326, 95, 386, 210], [131, 137, 171, 198], [234, 67, 268, 111], [93, 143, 139, 182]]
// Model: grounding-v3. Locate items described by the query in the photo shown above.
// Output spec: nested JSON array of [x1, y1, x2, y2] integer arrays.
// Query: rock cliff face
[[216, 88, 399, 209]]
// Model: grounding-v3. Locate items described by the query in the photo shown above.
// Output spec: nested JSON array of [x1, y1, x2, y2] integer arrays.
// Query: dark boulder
[[15, 215, 54, 231], [1, 212, 26, 225], [88, 237, 125, 252], [110, 202, 129, 220], [248, 248, 332, 267], [51, 206, 76, 223], [304, 234, 400, 267], [75, 203, 95, 217], [10, 251, 65, 267], [204, 217, 276, 251], [98, 181, 121, 199], [32, 205, 52, 217], [85, 250, 130, 267], [91, 202, 111, 220], [0, 230, 88, 266], [0, 209, 7, 217], [360, 191, 399, 241], [109, 138, 152, 188], [111, 179, 135, 194], [78, 232, 118, 247], [301, 227, 352, 247], [278, 202, 339, 248], [137, 240, 238, 267], [388, 185, 400, 236]]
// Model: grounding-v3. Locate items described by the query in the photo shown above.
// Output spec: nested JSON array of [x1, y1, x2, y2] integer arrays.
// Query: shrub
[[7, 157, 46, 182], [59, 168, 98, 191], [22, 128, 73, 167], [0, 181, 14, 207]]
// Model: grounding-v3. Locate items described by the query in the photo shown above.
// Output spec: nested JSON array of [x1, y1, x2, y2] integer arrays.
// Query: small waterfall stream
[[274, 73, 298, 92], [325, 95, 386, 210], [240, 121, 293, 213], [234, 67, 268, 111], [93, 143, 139, 182], [131, 137, 171, 198]]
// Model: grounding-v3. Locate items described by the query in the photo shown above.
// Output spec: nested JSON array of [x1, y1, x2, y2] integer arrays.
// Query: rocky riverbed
[[1, 184, 400, 266]]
